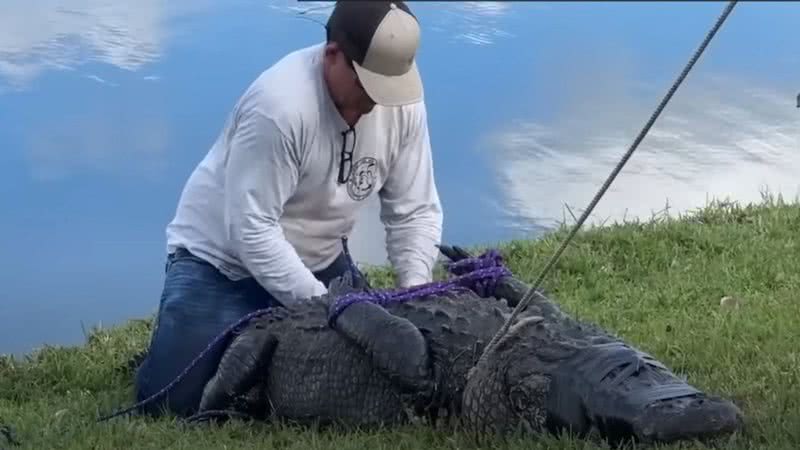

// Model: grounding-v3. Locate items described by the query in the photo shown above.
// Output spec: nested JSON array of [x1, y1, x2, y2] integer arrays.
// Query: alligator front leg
[[331, 301, 434, 395], [198, 319, 278, 414]]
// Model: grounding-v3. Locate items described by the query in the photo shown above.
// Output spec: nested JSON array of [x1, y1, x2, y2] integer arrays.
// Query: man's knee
[[133, 252, 258, 417], [134, 303, 230, 416]]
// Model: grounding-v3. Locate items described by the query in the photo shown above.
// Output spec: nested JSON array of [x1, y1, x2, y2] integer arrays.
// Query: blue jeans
[[134, 247, 350, 417]]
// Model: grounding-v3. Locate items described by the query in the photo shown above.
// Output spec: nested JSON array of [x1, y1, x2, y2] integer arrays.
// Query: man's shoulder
[[375, 97, 429, 139], [235, 43, 326, 137], [401, 98, 428, 123]]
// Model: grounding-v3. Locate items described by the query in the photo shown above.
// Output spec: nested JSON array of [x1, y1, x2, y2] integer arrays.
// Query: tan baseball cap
[[326, 1, 423, 106]]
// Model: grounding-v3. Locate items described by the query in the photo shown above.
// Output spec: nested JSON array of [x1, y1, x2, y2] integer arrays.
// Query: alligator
[[187, 245, 745, 447]]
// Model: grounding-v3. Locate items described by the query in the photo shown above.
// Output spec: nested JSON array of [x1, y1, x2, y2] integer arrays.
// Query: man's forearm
[[384, 207, 443, 287], [232, 211, 327, 305], [379, 101, 444, 288]]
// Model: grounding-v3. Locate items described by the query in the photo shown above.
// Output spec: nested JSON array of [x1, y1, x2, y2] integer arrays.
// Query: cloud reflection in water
[[487, 73, 800, 233], [0, 0, 211, 91]]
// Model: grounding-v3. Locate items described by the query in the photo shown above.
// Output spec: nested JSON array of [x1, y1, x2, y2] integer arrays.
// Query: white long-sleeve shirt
[[165, 42, 443, 305]]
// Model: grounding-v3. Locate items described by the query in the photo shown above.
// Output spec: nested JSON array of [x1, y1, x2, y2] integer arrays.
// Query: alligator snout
[[631, 394, 745, 445]]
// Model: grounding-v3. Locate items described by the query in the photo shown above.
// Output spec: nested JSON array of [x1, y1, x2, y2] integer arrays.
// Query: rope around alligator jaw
[[95, 239, 512, 422]]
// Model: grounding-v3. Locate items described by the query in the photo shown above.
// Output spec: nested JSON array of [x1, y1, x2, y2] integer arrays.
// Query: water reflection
[[487, 73, 800, 233], [424, 2, 515, 46], [272, 0, 517, 46], [0, 0, 211, 92], [25, 108, 170, 181]]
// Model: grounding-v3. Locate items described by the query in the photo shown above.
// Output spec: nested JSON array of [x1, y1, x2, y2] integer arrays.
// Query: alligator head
[[461, 312, 745, 447]]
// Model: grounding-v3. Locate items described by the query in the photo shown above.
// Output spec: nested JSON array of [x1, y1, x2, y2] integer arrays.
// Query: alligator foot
[[330, 300, 434, 396], [198, 315, 278, 414]]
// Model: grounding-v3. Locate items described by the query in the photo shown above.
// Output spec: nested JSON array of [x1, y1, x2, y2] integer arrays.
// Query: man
[[134, 0, 443, 417]]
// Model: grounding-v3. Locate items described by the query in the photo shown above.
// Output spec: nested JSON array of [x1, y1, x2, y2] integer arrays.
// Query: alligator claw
[[437, 244, 474, 263]]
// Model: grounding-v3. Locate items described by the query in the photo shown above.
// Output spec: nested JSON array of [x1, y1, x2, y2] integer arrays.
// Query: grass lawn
[[1, 196, 798, 449]]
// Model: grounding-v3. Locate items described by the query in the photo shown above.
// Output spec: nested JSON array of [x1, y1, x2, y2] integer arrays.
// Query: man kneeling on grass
[[134, 0, 443, 417]]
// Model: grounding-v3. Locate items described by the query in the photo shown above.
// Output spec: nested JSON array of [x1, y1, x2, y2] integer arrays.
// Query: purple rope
[[328, 249, 511, 325]]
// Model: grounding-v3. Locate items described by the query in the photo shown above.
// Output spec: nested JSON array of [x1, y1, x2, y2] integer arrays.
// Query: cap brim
[[352, 60, 423, 107]]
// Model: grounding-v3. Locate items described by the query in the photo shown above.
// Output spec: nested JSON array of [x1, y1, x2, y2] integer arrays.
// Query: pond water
[[1, 1, 798, 356]]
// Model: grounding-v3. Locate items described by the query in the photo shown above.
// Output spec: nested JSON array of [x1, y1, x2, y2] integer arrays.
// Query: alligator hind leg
[[197, 318, 278, 415], [331, 302, 433, 395]]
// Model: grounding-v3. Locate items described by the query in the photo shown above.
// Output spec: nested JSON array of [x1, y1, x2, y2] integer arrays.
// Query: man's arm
[[223, 100, 327, 305], [378, 101, 444, 288]]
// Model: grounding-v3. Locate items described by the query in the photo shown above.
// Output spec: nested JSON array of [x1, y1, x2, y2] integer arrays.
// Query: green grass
[[2, 195, 799, 449]]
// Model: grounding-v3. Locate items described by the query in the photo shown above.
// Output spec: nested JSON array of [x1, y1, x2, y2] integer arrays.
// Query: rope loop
[[327, 249, 512, 325]]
